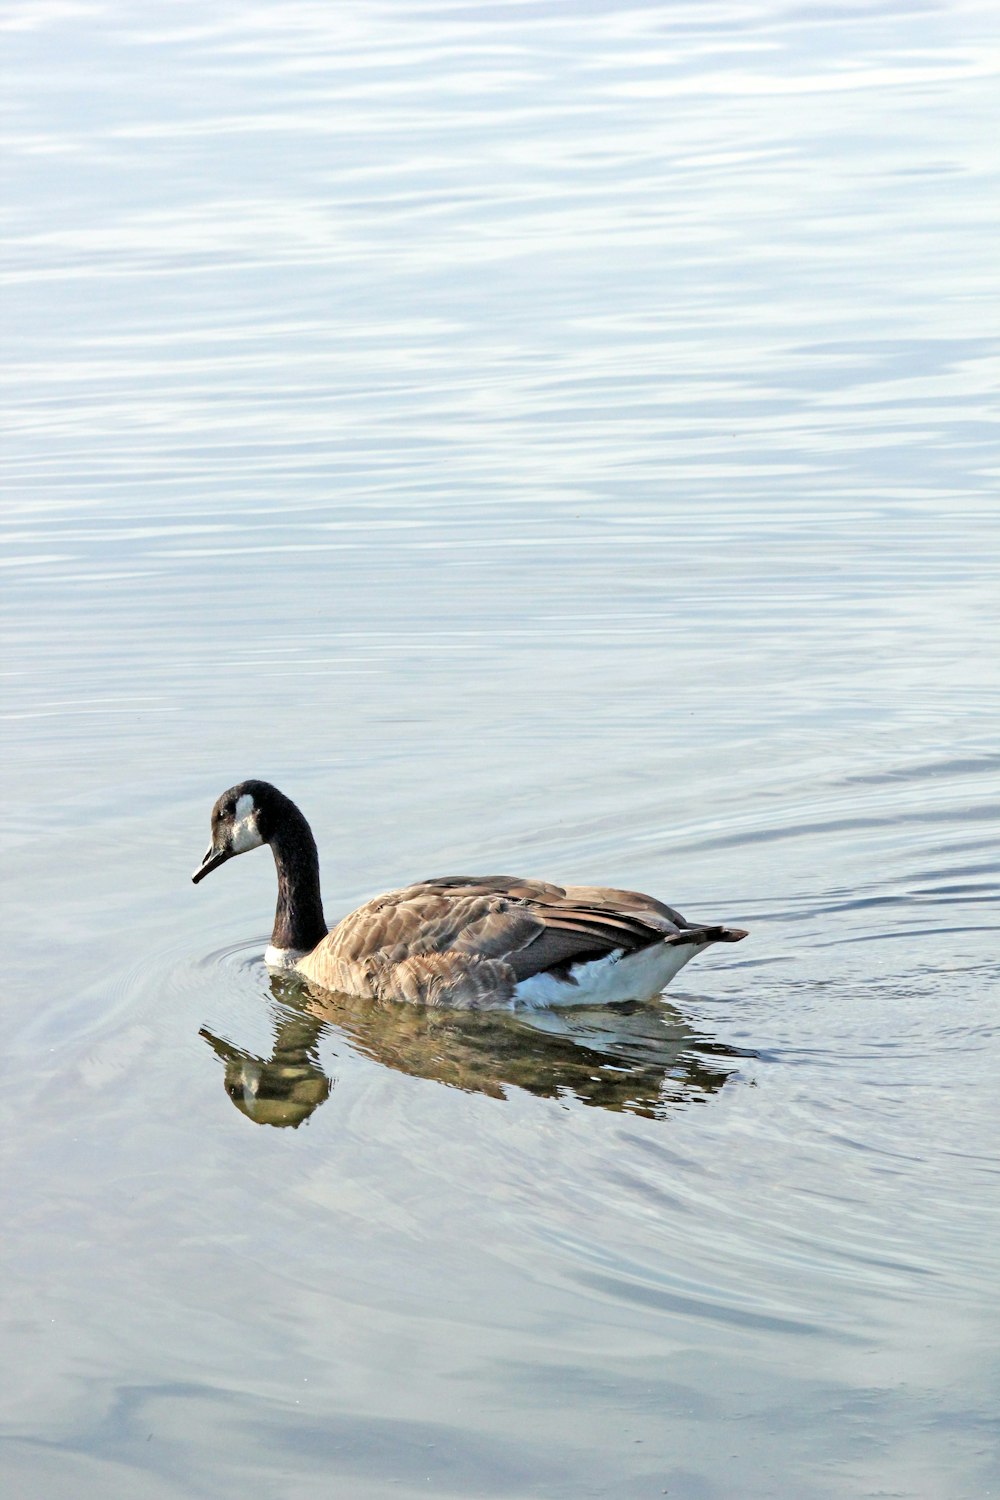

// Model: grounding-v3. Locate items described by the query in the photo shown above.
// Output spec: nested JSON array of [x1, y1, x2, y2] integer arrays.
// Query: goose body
[[193, 781, 747, 1010]]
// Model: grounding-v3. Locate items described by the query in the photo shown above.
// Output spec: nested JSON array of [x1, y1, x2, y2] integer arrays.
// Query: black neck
[[268, 806, 329, 954]]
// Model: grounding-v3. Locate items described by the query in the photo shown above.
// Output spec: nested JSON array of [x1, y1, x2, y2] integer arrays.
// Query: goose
[[192, 780, 747, 1009]]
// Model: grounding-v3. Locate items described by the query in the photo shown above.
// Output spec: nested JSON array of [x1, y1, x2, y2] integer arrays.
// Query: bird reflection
[[201, 974, 752, 1127], [201, 1001, 332, 1128]]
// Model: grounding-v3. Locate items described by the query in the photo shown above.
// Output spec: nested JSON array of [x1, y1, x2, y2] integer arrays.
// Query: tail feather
[[666, 924, 748, 947]]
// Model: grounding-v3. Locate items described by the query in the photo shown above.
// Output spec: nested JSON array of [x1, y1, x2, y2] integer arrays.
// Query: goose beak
[[192, 844, 235, 884]]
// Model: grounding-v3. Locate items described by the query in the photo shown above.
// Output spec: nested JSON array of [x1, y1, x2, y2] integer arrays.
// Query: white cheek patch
[[231, 792, 264, 853]]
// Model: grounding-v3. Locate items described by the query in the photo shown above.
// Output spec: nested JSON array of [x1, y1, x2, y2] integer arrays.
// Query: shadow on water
[[200, 975, 755, 1127]]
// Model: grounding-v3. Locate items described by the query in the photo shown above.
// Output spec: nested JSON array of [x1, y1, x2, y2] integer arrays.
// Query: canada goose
[[192, 780, 747, 1009]]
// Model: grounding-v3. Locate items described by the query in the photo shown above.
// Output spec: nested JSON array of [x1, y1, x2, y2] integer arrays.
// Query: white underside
[[510, 941, 702, 1010]]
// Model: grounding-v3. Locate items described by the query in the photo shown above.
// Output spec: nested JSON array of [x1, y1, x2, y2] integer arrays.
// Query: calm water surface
[[3, 2, 1000, 1497]]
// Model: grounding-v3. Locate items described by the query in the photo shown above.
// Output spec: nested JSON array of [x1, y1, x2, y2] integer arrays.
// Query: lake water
[[3, 2, 999, 1496]]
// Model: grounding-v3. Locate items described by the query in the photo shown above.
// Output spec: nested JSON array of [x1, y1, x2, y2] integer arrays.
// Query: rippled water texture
[[3, 2, 1000, 1497]]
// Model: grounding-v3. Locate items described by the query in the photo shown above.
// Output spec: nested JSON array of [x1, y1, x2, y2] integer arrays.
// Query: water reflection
[[200, 1002, 332, 1129], [201, 975, 752, 1127]]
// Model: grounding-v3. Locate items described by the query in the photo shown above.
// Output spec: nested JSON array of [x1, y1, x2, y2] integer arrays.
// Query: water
[[2, 2, 1000, 1496]]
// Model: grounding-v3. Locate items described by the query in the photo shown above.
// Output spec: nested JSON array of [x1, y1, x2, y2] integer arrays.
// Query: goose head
[[191, 780, 272, 883], [192, 780, 328, 959]]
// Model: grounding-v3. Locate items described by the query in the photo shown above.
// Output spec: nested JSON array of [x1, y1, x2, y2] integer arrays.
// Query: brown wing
[[297, 875, 710, 1006]]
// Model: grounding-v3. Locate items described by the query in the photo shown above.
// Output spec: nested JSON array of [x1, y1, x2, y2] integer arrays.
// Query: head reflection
[[200, 1005, 332, 1128], [201, 974, 751, 1127]]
